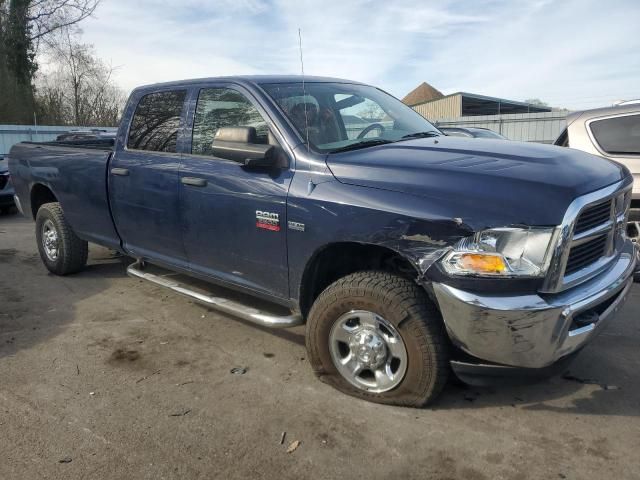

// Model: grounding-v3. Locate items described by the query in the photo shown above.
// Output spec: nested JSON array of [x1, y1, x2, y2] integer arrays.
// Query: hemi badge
[[288, 221, 305, 232], [256, 210, 280, 231]]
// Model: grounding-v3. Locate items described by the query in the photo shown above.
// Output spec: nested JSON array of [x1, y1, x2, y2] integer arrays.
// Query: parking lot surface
[[1, 213, 639, 480]]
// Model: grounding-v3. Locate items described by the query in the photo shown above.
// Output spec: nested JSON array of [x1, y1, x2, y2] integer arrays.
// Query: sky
[[79, 0, 640, 110]]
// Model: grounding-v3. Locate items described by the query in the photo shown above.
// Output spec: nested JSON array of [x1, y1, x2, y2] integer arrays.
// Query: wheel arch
[[30, 183, 58, 219], [298, 241, 421, 318]]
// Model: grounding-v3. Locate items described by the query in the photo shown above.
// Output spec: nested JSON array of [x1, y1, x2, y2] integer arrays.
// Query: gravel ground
[[1, 212, 639, 480]]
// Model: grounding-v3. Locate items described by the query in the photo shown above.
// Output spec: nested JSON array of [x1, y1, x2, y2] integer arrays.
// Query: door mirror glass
[[211, 127, 277, 167], [192, 87, 270, 156]]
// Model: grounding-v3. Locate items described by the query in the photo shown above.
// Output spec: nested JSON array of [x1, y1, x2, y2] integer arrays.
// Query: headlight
[[441, 227, 556, 277]]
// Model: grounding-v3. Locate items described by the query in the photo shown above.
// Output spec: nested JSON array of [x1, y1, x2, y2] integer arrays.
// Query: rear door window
[[590, 114, 640, 155], [192, 88, 269, 156], [127, 90, 187, 152]]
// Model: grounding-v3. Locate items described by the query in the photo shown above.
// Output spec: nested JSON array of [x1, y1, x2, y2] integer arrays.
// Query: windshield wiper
[[400, 131, 442, 140], [330, 139, 394, 153]]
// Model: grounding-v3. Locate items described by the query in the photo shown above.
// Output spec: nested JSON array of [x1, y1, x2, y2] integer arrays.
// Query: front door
[[109, 89, 188, 266], [179, 85, 293, 298]]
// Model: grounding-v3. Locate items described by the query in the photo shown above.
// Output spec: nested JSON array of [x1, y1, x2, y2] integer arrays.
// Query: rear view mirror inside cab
[[335, 95, 365, 110]]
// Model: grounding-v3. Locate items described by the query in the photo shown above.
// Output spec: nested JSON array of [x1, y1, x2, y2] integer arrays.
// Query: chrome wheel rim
[[329, 310, 408, 393], [42, 219, 59, 261]]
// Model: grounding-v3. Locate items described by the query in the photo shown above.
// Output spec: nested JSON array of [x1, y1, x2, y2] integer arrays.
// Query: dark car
[[55, 129, 116, 142], [8, 75, 638, 407], [0, 157, 16, 213], [440, 127, 508, 140]]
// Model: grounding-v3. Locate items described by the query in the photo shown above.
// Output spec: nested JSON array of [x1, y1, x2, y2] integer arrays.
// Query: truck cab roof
[[132, 75, 367, 93]]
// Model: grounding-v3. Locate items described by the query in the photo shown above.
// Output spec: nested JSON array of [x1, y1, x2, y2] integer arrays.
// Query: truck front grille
[[562, 189, 630, 282], [542, 181, 632, 293], [565, 234, 608, 275], [573, 200, 612, 234]]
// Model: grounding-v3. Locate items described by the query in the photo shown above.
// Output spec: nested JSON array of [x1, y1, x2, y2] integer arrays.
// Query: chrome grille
[[565, 234, 608, 275], [563, 189, 630, 282], [541, 181, 632, 293], [573, 200, 612, 234]]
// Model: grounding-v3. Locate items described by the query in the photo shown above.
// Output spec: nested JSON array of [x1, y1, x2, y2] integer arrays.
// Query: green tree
[[523, 98, 549, 108], [0, 0, 37, 123], [0, 0, 99, 124]]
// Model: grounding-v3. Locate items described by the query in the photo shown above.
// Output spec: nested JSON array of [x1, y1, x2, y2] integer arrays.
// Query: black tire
[[306, 271, 450, 407], [35, 202, 88, 275]]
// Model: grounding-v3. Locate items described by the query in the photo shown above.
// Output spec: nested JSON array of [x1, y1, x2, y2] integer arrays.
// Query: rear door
[[179, 84, 293, 298], [109, 89, 189, 266]]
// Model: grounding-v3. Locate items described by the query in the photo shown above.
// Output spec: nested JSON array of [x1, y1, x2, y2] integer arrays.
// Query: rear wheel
[[35, 202, 88, 275], [306, 271, 449, 407]]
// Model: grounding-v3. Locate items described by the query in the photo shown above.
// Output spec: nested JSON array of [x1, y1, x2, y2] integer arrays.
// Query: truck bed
[[21, 137, 115, 151], [8, 140, 122, 250]]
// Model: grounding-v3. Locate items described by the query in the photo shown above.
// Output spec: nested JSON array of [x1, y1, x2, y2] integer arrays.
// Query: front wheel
[[306, 271, 450, 407], [35, 202, 88, 275]]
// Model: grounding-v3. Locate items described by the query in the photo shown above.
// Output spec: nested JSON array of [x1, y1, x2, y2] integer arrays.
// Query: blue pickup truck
[[8, 76, 638, 406]]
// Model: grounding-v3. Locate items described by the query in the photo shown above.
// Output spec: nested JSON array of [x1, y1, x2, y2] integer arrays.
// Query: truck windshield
[[262, 82, 441, 153]]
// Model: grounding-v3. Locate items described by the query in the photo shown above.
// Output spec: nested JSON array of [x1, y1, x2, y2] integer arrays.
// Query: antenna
[[298, 28, 310, 152]]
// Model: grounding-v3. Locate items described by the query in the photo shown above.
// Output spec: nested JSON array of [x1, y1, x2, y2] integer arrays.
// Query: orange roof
[[402, 82, 444, 106]]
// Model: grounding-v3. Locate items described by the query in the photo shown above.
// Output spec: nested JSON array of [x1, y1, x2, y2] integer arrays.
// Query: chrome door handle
[[111, 168, 129, 176], [181, 177, 207, 187]]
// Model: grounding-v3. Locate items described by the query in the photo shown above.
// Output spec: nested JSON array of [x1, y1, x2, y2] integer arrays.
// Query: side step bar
[[127, 262, 303, 328]]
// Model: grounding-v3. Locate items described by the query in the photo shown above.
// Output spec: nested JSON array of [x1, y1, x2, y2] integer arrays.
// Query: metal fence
[[423, 111, 569, 144], [0, 124, 118, 156]]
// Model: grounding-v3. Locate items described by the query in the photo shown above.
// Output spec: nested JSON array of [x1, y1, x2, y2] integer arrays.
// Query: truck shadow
[[434, 286, 640, 417], [0, 219, 133, 361], [436, 368, 639, 417]]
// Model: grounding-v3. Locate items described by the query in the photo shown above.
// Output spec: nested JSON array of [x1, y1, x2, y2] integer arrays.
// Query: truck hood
[[325, 137, 628, 227]]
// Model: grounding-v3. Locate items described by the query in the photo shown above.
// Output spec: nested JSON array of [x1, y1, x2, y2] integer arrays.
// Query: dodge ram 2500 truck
[[9, 76, 638, 406]]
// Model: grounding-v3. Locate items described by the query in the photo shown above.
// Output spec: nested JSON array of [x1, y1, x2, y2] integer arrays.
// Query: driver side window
[[335, 94, 387, 139], [192, 88, 269, 156]]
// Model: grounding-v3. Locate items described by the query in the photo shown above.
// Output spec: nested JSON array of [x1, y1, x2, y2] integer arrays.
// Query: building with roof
[[401, 82, 444, 107], [402, 82, 552, 121], [401, 82, 562, 144]]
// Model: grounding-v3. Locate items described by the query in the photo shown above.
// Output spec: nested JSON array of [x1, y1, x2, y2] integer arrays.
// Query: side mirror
[[211, 127, 277, 168]]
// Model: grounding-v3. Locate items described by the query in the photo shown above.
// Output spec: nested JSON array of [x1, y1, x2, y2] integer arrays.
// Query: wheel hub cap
[[329, 310, 408, 393], [350, 329, 387, 368], [42, 220, 59, 261]]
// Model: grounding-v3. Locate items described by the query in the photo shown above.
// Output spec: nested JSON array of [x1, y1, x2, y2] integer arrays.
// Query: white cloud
[[76, 0, 640, 109]]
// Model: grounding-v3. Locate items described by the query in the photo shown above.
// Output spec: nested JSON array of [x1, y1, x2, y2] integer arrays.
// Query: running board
[[126, 262, 303, 328]]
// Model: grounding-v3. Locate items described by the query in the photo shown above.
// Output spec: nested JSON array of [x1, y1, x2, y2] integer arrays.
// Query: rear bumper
[[433, 239, 637, 370]]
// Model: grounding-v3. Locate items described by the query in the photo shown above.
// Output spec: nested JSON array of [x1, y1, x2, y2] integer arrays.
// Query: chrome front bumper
[[433, 239, 637, 369]]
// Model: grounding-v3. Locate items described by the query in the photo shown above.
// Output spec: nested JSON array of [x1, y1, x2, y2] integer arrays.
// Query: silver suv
[[555, 104, 640, 242]]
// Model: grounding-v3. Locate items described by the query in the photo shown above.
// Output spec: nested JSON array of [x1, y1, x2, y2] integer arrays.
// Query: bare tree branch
[[35, 27, 126, 126], [27, 0, 99, 42]]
